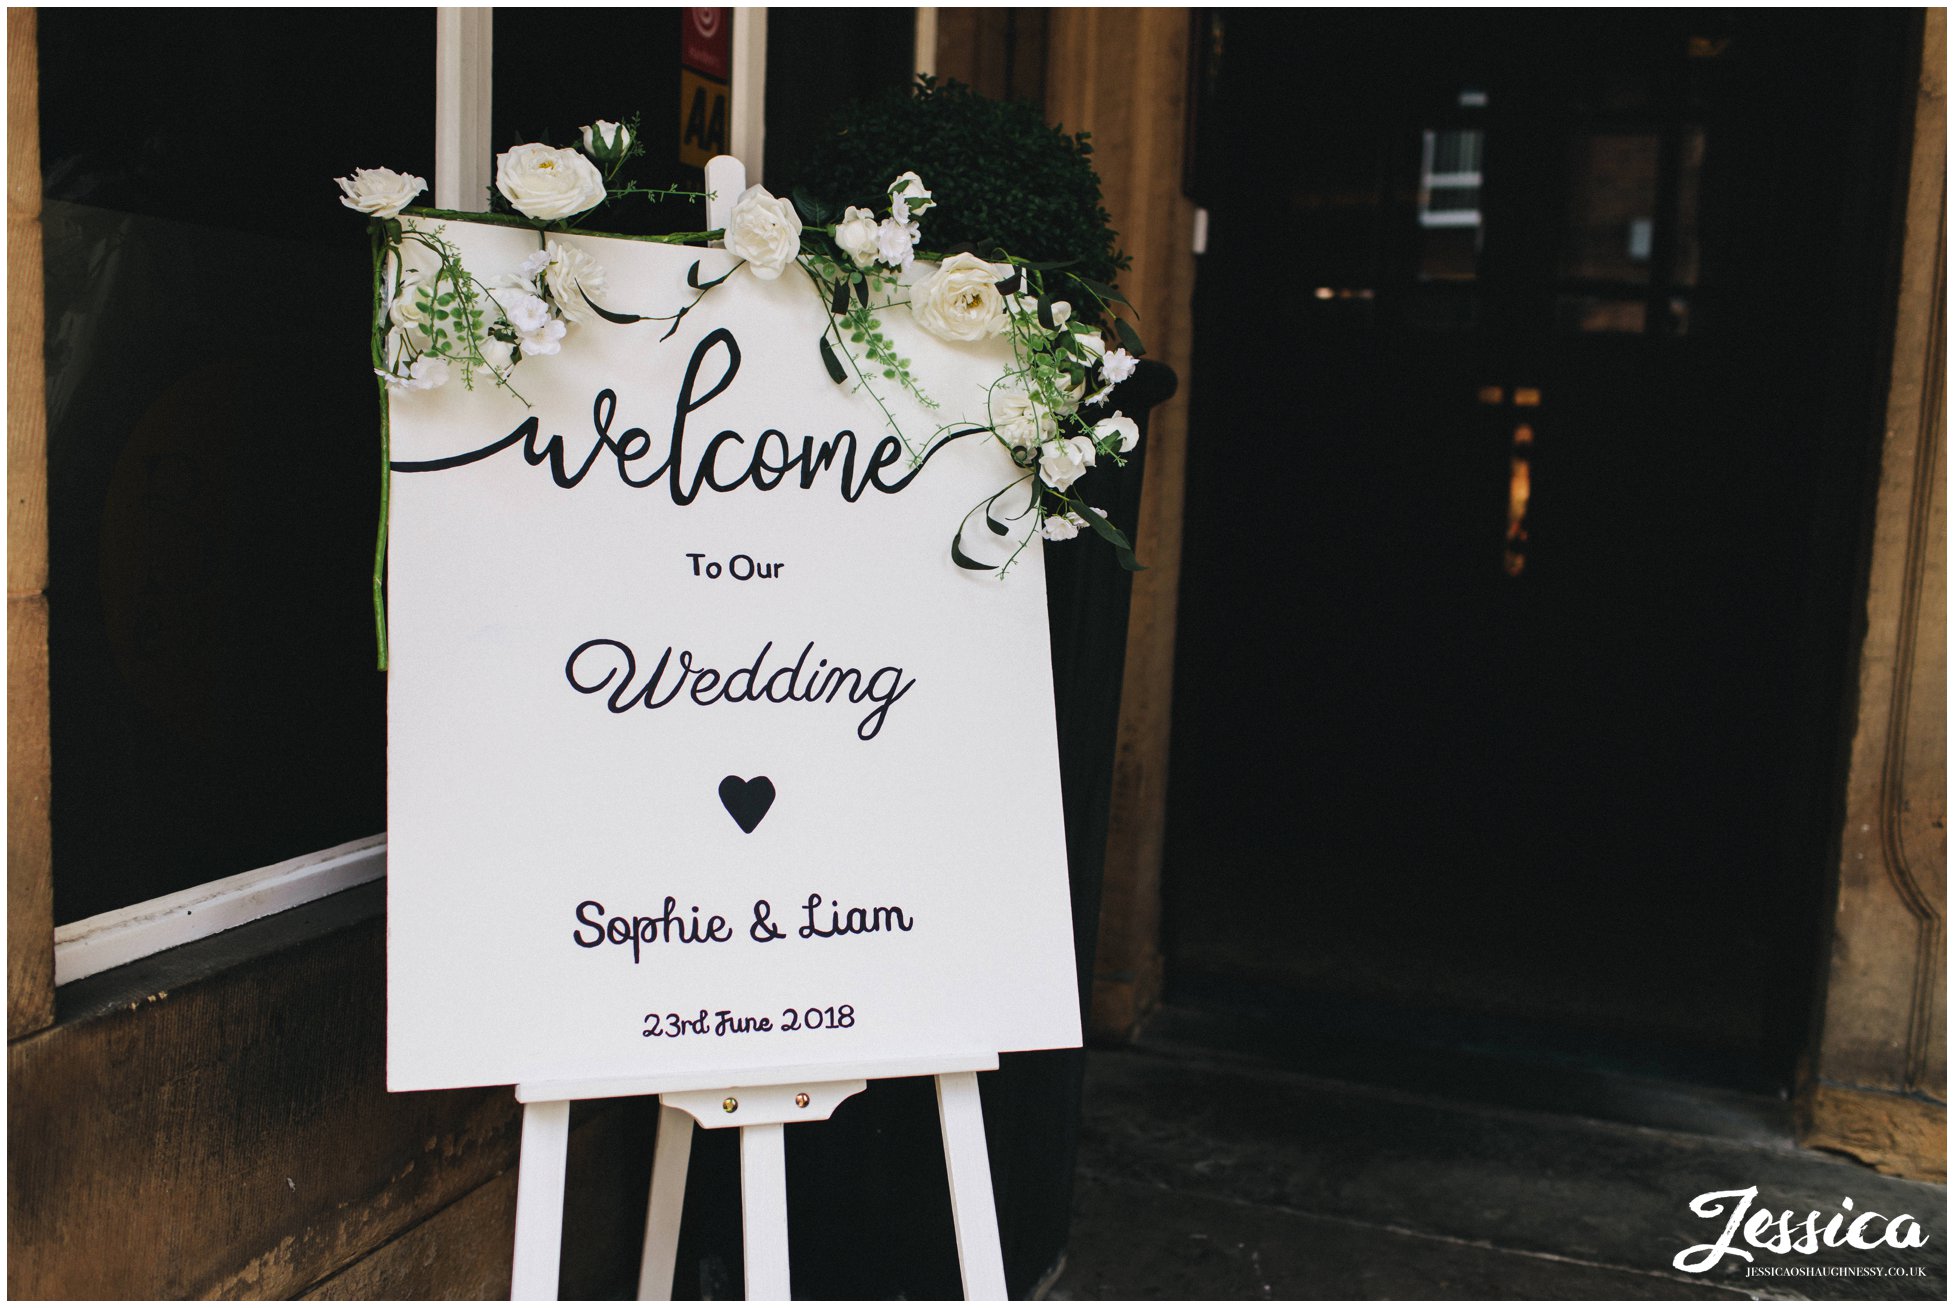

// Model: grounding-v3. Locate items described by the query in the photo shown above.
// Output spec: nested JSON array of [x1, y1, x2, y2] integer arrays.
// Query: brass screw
[[795, 1093, 811, 1108], [722, 1096, 739, 1114]]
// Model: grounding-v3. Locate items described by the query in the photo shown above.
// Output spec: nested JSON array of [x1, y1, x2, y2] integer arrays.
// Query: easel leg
[[636, 1102, 695, 1300], [738, 1122, 792, 1300], [510, 1099, 572, 1300], [935, 1072, 1008, 1301]]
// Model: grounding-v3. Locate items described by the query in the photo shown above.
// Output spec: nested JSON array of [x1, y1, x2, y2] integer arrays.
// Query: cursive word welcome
[[391, 328, 982, 503], [1673, 1188, 1930, 1273], [565, 637, 916, 741]]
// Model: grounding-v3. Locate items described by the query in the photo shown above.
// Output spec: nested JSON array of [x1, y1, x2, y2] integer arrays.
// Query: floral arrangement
[[340, 115, 1147, 660]]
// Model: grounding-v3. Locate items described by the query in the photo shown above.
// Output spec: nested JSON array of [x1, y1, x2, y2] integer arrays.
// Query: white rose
[[1039, 434, 1096, 491], [1023, 299, 1071, 327], [336, 167, 425, 219], [910, 252, 1010, 342], [991, 387, 1056, 452], [889, 171, 934, 222], [475, 336, 516, 376], [724, 185, 803, 279], [1094, 412, 1140, 454], [1039, 510, 1090, 542], [519, 240, 607, 324], [875, 216, 919, 269], [493, 288, 567, 357], [580, 119, 632, 164], [388, 271, 437, 347], [379, 353, 451, 392], [495, 143, 607, 221], [833, 206, 880, 268], [1099, 346, 1138, 386], [1069, 331, 1111, 404]]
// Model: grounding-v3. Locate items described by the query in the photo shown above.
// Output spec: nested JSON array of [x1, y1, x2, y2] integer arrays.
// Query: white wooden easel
[[508, 1054, 1008, 1300], [504, 157, 1011, 1303]]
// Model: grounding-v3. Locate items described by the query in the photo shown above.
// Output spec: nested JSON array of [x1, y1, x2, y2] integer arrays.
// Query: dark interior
[[1165, 9, 1918, 1090]]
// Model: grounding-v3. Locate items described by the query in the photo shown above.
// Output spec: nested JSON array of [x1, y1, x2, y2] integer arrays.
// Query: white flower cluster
[[348, 120, 636, 393], [346, 148, 1145, 569], [797, 169, 1143, 551], [827, 171, 934, 273], [376, 234, 607, 394]]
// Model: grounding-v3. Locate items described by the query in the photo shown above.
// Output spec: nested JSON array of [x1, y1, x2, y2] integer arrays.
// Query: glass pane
[[1561, 132, 1659, 283], [40, 9, 431, 922]]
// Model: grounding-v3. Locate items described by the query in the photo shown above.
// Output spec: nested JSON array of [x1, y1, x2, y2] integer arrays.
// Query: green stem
[[370, 222, 391, 670], [373, 378, 391, 671]]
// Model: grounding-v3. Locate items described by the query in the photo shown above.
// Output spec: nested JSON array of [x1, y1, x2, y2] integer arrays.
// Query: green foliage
[[799, 76, 1129, 290]]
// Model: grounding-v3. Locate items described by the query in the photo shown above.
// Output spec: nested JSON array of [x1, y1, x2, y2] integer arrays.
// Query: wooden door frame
[[1796, 7, 1947, 1183], [8, 6, 55, 1042]]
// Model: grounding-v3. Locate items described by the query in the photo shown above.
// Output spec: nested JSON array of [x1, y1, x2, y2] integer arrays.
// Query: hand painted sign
[[384, 217, 1080, 1091]]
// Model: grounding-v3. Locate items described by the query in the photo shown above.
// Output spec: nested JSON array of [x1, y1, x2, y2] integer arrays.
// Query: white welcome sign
[[384, 217, 1081, 1092]]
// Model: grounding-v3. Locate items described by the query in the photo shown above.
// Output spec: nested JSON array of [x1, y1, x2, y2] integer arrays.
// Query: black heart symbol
[[718, 775, 776, 834]]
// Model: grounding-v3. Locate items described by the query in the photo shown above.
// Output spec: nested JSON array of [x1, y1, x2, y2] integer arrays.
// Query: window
[[40, 7, 923, 968], [40, 8, 432, 925]]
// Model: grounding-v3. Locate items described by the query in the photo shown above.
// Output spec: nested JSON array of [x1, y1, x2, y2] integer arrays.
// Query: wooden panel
[[933, 9, 1048, 104], [7, 4, 54, 1039], [302, 1163, 518, 1301], [1043, 8, 1197, 1042], [7, 890, 531, 1298], [303, 1099, 661, 1300], [1801, 9, 1946, 1180]]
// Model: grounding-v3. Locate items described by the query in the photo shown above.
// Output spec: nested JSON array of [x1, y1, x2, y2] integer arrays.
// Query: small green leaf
[[1112, 316, 1146, 356]]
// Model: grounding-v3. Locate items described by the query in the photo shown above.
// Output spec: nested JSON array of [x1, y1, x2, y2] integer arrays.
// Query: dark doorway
[[1165, 10, 1918, 1089]]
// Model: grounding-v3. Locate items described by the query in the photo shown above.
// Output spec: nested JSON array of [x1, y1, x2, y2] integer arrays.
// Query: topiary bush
[[796, 76, 1130, 291]]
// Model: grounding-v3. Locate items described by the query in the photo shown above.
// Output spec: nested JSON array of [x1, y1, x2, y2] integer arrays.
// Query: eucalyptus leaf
[[1069, 274, 1132, 308], [951, 529, 995, 571], [578, 290, 646, 325], [1112, 315, 1146, 356], [818, 332, 848, 384], [686, 260, 735, 292], [1073, 501, 1146, 572], [791, 186, 837, 226]]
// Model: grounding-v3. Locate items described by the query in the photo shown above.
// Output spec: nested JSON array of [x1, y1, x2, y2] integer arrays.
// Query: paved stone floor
[[1048, 1022, 1946, 1301]]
